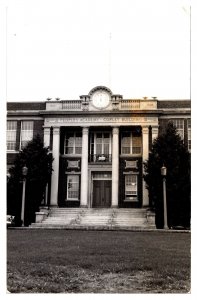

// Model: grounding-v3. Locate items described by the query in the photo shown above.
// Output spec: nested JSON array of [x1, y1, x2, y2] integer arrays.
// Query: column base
[[111, 205, 118, 208], [80, 205, 88, 208]]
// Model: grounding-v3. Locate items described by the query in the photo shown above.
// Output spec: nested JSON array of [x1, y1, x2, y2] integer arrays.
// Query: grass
[[7, 229, 191, 293]]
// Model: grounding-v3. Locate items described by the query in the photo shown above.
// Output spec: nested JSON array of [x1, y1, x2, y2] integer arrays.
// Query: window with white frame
[[7, 121, 17, 151], [67, 175, 80, 200], [188, 119, 191, 151], [172, 119, 184, 140], [125, 174, 138, 200], [121, 132, 142, 155], [20, 121, 33, 149], [90, 132, 111, 155], [64, 132, 82, 154], [96, 132, 110, 154]]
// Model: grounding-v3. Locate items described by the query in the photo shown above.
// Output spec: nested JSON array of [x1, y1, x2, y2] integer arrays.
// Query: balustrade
[[121, 100, 140, 110], [89, 154, 112, 163], [62, 100, 82, 110]]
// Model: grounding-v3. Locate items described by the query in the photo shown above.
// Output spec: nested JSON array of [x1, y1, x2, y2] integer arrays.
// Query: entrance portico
[[44, 86, 159, 209], [47, 122, 158, 209]]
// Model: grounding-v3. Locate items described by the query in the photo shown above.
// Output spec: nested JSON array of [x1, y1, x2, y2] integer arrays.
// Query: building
[[7, 86, 191, 225]]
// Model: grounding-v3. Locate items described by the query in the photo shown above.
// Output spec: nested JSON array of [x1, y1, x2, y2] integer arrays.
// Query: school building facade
[[7, 86, 191, 213]]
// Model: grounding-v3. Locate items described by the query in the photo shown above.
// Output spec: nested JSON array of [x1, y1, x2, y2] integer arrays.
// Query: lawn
[[7, 229, 190, 293]]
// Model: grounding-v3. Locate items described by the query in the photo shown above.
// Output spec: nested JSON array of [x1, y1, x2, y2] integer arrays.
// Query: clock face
[[92, 90, 110, 108]]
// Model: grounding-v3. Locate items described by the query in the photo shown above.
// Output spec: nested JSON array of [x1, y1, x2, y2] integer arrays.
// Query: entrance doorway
[[92, 172, 112, 208]]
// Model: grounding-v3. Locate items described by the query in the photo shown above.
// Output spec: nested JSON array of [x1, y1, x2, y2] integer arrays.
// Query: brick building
[[6, 86, 191, 226]]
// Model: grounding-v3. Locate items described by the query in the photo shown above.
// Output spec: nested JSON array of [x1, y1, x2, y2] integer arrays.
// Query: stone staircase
[[30, 208, 155, 230]]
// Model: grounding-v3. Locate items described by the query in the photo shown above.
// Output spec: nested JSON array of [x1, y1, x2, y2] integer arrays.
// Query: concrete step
[[30, 207, 155, 229]]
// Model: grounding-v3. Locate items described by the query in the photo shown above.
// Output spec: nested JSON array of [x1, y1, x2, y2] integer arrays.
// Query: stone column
[[142, 126, 149, 206], [50, 127, 60, 206], [43, 127, 51, 207], [80, 127, 89, 207], [43, 127, 51, 148], [112, 127, 119, 207], [152, 125, 159, 143]]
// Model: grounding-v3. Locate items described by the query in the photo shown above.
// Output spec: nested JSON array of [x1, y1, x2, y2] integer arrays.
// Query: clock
[[92, 90, 110, 108]]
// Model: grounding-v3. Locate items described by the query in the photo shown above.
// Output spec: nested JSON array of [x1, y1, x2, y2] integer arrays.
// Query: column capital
[[142, 126, 149, 134], [82, 127, 89, 135], [53, 127, 60, 135], [43, 127, 51, 135], [152, 126, 159, 134], [112, 127, 119, 135]]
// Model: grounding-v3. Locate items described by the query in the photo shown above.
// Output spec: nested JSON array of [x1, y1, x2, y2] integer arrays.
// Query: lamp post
[[161, 165, 168, 229], [21, 165, 28, 226]]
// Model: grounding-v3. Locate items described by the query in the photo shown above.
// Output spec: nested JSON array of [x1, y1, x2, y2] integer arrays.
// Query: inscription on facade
[[45, 116, 158, 126]]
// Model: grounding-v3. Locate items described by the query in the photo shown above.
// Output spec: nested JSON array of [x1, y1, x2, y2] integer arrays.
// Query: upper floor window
[[121, 132, 142, 155], [20, 121, 33, 149], [95, 132, 110, 155], [121, 132, 131, 154], [89, 132, 112, 162], [7, 121, 17, 151], [188, 119, 191, 151], [64, 132, 82, 155], [172, 119, 184, 140]]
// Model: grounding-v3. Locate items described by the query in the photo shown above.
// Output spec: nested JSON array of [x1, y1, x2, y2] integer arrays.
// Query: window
[[90, 132, 111, 155], [7, 121, 17, 151], [20, 121, 33, 149], [125, 175, 137, 200], [121, 132, 131, 154], [132, 136, 142, 154], [96, 132, 110, 154], [64, 132, 82, 154], [172, 119, 184, 139], [188, 119, 191, 151], [121, 132, 142, 155], [90, 132, 112, 162], [67, 175, 80, 200]]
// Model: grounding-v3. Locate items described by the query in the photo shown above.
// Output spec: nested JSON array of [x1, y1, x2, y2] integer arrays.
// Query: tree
[[144, 122, 191, 229], [7, 135, 53, 226]]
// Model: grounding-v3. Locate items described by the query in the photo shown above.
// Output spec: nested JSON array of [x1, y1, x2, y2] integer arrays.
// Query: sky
[[2, 0, 191, 101]]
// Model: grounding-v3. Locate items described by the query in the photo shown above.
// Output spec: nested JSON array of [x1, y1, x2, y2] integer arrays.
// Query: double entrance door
[[92, 173, 112, 208]]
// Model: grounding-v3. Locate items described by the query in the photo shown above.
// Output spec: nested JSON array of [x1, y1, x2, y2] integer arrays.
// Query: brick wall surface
[[7, 153, 17, 165], [158, 100, 191, 109], [16, 121, 21, 151], [33, 120, 44, 140], [7, 102, 46, 111]]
